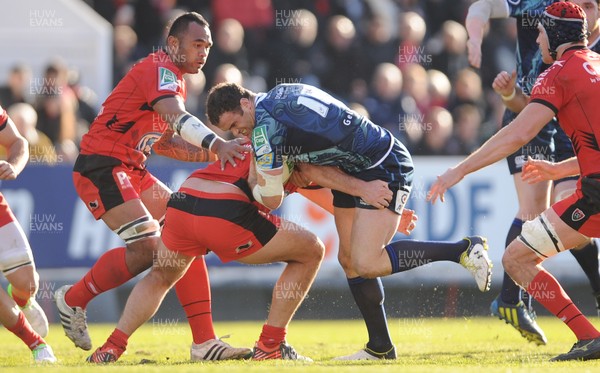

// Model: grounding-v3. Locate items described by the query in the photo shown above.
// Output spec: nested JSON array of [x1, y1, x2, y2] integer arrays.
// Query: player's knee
[[337, 249, 352, 273], [125, 237, 161, 273], [501, 251, 519, 278], [352, 260, 379, 279], [7, 266, 38, 296], [147, 266, 179, 290]]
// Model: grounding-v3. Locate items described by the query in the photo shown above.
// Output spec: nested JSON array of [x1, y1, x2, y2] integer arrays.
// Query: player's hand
[[467, 38, 483, 68], [0, 161, 18, 180], [521, 157, 558, 184], [492, 70, 517, 97], [427, 167, 464, 204], [213, 138, 248, 170], [359, 179, 393, 209], [397, 208, 418, 235]]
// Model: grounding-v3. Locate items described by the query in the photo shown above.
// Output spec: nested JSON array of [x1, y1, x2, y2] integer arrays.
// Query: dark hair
[[167, 12, 209, 40], [206, 83, 251, 126]]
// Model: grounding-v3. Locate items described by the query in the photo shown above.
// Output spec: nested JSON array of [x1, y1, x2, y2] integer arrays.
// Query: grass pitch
[[2, 318, 600, 372]]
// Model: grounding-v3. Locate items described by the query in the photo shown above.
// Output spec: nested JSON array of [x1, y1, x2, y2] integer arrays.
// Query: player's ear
[[240, 98, 250, 110], [166, 35, 179, 53]]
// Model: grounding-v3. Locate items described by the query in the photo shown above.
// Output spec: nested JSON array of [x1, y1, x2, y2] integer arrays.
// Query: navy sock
[[347, 277, 393, 352], [384, 239, 468, 274], [571, 240, 600, 293], [501, 218, 523, 304]]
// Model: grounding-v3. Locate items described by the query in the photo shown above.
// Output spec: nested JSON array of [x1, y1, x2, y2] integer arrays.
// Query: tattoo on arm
[[153, 129, 217, 162]]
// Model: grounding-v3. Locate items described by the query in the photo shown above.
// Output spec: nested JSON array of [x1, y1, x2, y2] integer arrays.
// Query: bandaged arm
[[251, 159, 285, 210]]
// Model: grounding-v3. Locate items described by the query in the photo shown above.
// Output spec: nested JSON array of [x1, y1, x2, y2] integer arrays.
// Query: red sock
[[66, 247, 133, 309], [6, 311, 45, 350], [258, 324, 287, 348], [103, 328, 129, 356], [528, 270, 600, 340], [175, 257, 215, 344]]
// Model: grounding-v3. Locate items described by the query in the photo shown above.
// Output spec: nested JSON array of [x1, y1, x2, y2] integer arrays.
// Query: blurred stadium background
[[0, 0, 596, 325]]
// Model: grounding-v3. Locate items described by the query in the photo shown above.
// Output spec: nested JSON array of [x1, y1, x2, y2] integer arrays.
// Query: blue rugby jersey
[[251, 84, 405, 174]]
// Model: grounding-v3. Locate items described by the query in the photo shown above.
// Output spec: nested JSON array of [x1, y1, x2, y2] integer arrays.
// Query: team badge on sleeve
[[158, 67, 179, 92]]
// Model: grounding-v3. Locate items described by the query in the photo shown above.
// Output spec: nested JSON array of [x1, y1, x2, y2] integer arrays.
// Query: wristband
[[174, 113, 218, 150], [501, 89, 516, 101]]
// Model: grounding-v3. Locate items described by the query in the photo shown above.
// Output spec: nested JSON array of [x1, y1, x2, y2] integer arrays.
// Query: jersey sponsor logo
[[298, 96, 329, 118], [256, 153, 274, 168], [115, 171, 132, 189], [572, 208, 586, 222], [158, 67, 179, 92], [253, 127, 272, 157], [235, 240, 254, 254]]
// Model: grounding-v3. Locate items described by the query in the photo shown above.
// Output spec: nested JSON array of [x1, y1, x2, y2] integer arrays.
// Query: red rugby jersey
[[79, 50, 186, 168], [530, 47, 600, 177]]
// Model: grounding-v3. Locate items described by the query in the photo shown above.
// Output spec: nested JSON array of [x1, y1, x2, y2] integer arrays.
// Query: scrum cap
[[539, 2, 588, 59]]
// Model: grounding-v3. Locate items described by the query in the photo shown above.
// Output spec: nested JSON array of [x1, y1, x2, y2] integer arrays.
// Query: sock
[[501, 219, 524, 304], [348, 277, 393, 352], [384, 239, 468, 274], [528, 270, 600, 340], [6, 311, 44, 350], [258, 324, 286, 348], [65, 247, 133, 309], [570, 241, 600, 293], [103, 328, 129, 356], [175, 257, 216, 344], [7, 284, 29, 308]]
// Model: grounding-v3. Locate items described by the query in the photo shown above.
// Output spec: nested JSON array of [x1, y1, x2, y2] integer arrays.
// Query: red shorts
[[161, 188, 280, 262], [73, 154, 158, 219], [552, 177, 600, 237], [0, 192, 16, 228]]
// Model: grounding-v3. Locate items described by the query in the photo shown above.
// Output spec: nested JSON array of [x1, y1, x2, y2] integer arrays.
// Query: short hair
[[167, 12, 209, 40], [206, 83, 251, 125]]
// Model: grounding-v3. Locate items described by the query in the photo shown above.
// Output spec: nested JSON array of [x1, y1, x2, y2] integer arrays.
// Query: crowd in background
[[0, 0, 520, 164]]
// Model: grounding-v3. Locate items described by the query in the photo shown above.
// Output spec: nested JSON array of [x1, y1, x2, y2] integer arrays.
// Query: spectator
[[428, 20, 470, 81], [34, 61, 78, 163], [113, 25, 140, 85], [396, 11, 428, 69], [203, 18, 250, 88], [401, 63, 430, 115], [447, 104, 483, 155], [364, 63, 417, 144], [427, 69, 452, 108], [414, 106, 454, 155], [0, 64, 32, 107], [7, 103, 57, 165], [320, 15, 367, 100]]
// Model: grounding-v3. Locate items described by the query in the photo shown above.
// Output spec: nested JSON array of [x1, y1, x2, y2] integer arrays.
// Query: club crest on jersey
[[572, 208, 586, 222], [88, 200, 99, 210], [158, 67, 179, 92], [235, 240, 253, 254], [253, 127, 272, 156]]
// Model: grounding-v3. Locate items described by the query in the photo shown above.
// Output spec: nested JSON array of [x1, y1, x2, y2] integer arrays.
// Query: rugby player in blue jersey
[[206, 82, 493, 360]]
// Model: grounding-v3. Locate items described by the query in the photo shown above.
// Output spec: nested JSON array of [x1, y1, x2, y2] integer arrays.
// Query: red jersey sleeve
[[530, 61, 567, 115]]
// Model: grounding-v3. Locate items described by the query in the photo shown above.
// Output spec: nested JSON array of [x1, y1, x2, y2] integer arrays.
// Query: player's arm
[[152, 127, 217, 162], [250, 156, 285, 210], [466, 0, 509, 68], [492, 70, 529, 112], [295, 163, 393, 209], [152, 96, 246, 167], [521, 156, 580, 184], [0, 116, 28, 180], [428, 102, 554, 203]]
